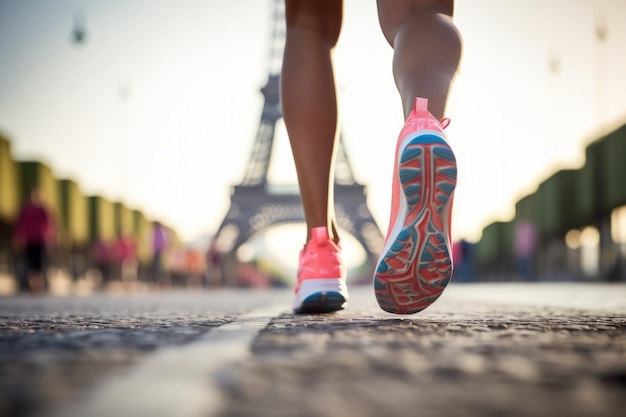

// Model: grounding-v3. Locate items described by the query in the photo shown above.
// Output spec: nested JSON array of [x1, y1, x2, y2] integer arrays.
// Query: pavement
[[0, 282, 625, 417]]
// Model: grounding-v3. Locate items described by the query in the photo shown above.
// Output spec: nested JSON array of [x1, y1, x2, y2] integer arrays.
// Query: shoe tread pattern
[[375, 133, 457, 314]]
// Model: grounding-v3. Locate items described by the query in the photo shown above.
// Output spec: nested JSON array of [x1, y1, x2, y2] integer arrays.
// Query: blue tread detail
[[399, 168, 420, 183], [400, 147, 422, 163]]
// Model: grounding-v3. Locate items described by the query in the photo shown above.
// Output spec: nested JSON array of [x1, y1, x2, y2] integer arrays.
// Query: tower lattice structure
[[210, 0, 383, 285]]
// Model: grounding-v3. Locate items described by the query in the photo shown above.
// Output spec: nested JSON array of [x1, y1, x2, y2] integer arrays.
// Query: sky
[[1, 0, 626, 250]]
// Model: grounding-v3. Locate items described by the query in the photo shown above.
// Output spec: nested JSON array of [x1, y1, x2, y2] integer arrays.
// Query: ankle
[[306, 223, 340, 245]]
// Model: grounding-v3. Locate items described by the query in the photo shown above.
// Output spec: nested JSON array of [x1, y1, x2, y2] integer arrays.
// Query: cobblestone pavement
[[1, 283, 625, 417], [224, 304, 625, 417], [0, 291, 278, 417]]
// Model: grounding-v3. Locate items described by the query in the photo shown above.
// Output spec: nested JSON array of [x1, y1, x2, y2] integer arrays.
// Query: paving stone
[[217, 309, 626, 417], [1, 285, 625, 417], [0, 292, 254, 417]]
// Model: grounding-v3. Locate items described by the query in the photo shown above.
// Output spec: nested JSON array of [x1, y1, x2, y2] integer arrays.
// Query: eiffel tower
[[210, 0, 383, 285]]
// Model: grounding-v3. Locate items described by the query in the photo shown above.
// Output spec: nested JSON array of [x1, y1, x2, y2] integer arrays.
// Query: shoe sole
[[293, 279, 348, 314], [374, 131, 457, 314]]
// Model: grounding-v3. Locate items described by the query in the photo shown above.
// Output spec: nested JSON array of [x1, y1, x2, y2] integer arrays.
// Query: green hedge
[[602, 125, 626, 211], [0, 136, 19, 222], [88, 196, 115, 242], [476, 220, 514, 264], [58, 179, 89, 246]]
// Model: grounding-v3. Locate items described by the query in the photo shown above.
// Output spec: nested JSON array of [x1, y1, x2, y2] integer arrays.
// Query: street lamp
[[71, 11, 87, 45]]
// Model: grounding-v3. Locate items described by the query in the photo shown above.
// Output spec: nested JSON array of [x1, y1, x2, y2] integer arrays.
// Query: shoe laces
[[440, 118, 451, 129]]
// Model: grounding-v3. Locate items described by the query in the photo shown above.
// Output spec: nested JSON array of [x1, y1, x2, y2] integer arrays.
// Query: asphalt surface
[[1, 282, 625, 417]]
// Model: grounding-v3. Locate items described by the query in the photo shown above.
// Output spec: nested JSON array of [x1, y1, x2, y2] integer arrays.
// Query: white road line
[[45, 304, 287, 417]]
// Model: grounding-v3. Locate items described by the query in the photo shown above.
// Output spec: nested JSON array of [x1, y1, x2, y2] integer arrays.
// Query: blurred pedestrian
[[453, 238, 474, 283], [113, 229, 137, 283], [91, 233, 111, 288], [12, 187, 54, 293], [515, 220, 538, 281], [150, 221, 169, 284]]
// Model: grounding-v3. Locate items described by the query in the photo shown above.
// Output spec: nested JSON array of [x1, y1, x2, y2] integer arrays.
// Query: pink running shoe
[[374, 97, 457, 314], [293, 226, 348, 314]]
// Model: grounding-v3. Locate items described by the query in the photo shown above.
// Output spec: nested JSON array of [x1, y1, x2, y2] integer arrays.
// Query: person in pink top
[[283, 0, 462, 314], [514, 220, 538, 281], [113, 230, 137, 282], [13, 187, 54, 293]]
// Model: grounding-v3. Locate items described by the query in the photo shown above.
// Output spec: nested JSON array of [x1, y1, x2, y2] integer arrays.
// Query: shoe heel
[[374, 131, 457, 314], [293, 278, 348, 314], [399, 133, 457, 216]]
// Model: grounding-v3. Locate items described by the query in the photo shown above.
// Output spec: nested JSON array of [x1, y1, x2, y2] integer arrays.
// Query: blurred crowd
[[6, 187, 215, 295], [5, 188, 546, 295]]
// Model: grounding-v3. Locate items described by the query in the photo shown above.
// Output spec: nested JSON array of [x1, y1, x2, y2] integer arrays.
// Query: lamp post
[[71, 11, 87, 45], [593, 8, 608, 128]]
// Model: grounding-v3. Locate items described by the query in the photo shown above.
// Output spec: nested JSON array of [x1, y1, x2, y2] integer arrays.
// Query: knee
[[285, 0, 343, 47]]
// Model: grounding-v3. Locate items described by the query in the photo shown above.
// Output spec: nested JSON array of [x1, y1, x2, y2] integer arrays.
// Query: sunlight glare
[[256, 223, 368, 282]]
